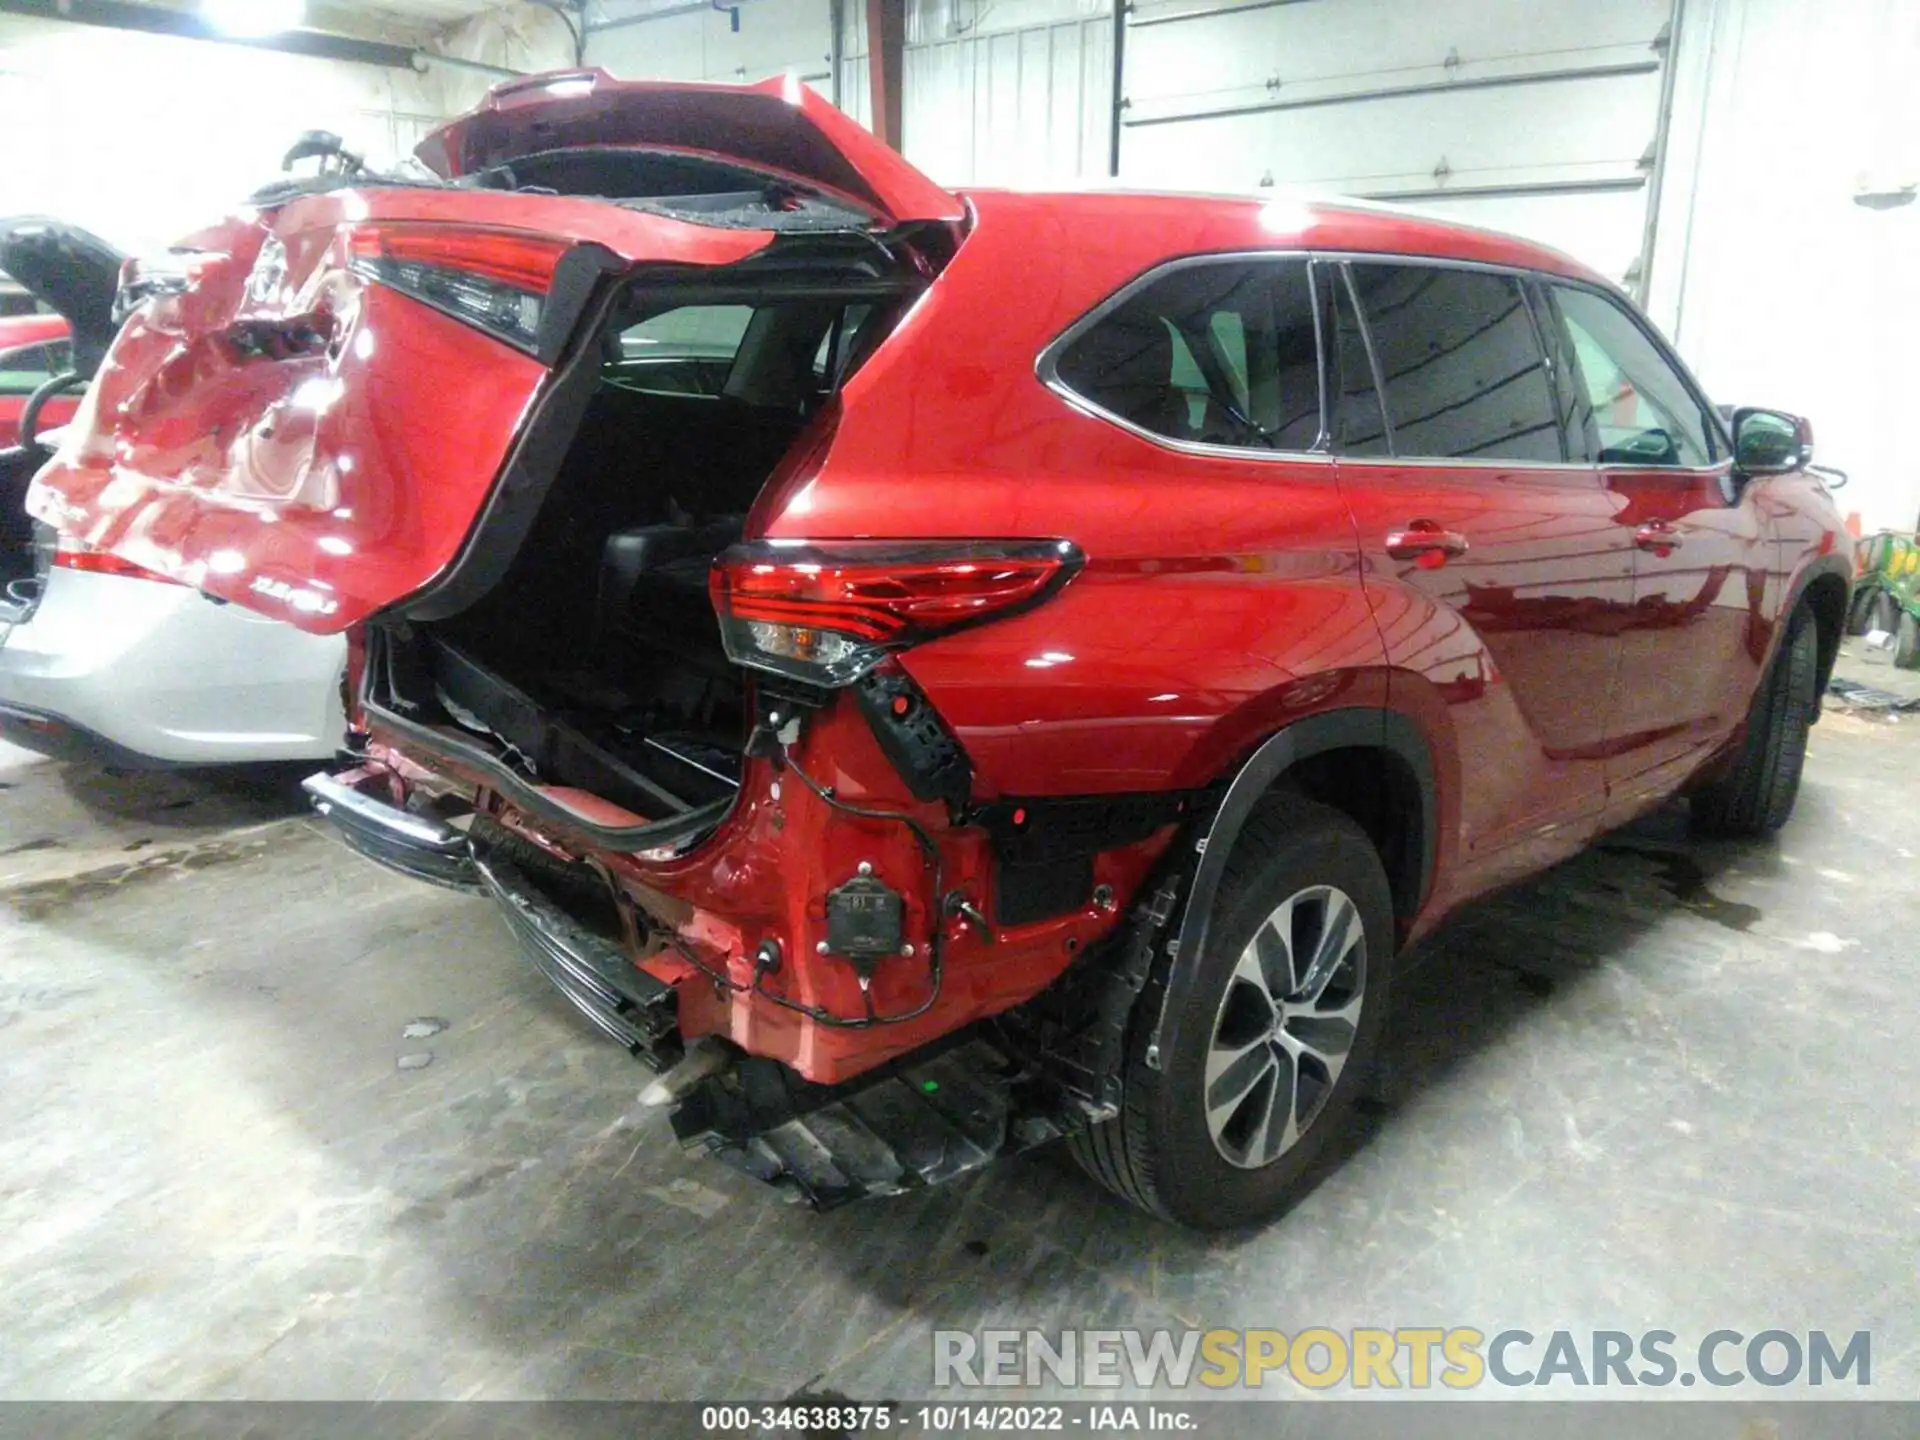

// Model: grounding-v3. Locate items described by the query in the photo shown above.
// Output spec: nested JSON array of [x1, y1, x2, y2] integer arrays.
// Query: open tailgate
[[416, 71, 963, 228], [25, 187, 778, 634]]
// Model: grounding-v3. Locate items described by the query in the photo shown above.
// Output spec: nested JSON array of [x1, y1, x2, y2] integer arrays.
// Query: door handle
[[1634, 523, 1684, 554], [1386, 520, 1469, 566]]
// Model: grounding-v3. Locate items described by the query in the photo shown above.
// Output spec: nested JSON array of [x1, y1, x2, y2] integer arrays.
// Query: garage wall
[[1645, 0, 1920, 531], [0, 5, 580, 261], [1119, 0, 1671, 284], [0, 17, 423, 255], [585, 0, 1114, 187], [592, 0, 1910, 528]]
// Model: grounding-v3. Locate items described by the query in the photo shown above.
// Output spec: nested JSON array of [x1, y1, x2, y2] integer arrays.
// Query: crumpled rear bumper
[[302, 770, 685, 1069], [301, 771, 481, 893]]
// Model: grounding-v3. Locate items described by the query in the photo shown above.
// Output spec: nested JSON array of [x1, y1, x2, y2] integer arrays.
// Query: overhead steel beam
[[0, 0, 421, 69], [866, 0, 904, 150], [1124, 58, 1661, 128], [415, 51, 526, 79]]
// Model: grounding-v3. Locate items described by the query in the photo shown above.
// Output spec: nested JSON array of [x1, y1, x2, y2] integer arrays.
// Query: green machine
[[1850, 531, 1920, 667]]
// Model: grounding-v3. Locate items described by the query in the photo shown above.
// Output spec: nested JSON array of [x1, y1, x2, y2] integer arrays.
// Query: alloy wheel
[[1203, 884, 1367, 1169]]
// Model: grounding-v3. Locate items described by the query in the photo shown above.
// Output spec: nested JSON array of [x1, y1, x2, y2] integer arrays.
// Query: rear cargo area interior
[[375, 277, 909, 821]]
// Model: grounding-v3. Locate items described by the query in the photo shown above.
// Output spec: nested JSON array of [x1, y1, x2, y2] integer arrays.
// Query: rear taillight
[[710, 539, 1082, 686], [53, 542, 181, 586], [346, 224, 570, 354]]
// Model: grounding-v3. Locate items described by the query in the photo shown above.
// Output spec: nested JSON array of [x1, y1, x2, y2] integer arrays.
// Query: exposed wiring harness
[[662, 723, 947, 1028]]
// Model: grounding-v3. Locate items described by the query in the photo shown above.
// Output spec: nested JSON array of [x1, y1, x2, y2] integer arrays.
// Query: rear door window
[[1345, 263, 1562, 463], [1052, 258, 1323, 452], [1548, 284, 1720, 467]]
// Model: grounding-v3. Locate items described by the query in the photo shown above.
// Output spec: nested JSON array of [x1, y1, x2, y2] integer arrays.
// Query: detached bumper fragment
[[470, 840, 683, 1072], [670, 1036, 1091, 1209], [302, 771, 481, 892]]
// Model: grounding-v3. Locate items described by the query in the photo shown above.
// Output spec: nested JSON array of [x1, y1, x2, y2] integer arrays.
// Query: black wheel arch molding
[[1143, 705, 1437, 1075], [1779, 552, 1855, 712]]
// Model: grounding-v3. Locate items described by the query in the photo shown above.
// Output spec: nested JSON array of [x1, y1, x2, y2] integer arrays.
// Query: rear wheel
[[1069, 796, 1392, 1230], [1896, 610, 1920, 670], [1690, 608, 1819, 837]]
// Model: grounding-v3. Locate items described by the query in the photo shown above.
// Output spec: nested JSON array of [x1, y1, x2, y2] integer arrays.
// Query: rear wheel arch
[[1171, 709, 1437, 991]]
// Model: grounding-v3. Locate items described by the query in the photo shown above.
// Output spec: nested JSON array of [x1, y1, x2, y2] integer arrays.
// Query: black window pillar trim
[[1338, 261, 1397, 457]]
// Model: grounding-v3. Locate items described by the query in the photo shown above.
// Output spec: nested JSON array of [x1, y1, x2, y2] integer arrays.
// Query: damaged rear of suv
[[34, 70, 1850, 1230], [34, 71, 1188, 1210]]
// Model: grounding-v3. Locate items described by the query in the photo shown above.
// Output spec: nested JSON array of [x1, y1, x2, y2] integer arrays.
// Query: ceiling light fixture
[[202, 0, 307, 38]]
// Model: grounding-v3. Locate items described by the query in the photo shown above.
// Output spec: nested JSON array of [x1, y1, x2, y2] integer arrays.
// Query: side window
[[1329, 268, 1389, 457], [1347, 263, 1562, 463], [617, 304, 753, 362], [0, 342, 62, 396], [606, 305, 754, 397], [1052, 259, 1323, 452], [1550, 285, 1719, 467]]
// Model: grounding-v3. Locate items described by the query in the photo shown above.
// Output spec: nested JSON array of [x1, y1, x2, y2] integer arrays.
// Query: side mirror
[[1732, 407, 1813, 476]]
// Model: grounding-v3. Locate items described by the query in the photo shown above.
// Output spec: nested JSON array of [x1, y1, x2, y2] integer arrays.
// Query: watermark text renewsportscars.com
[[933, 1328, 1871, 1391]]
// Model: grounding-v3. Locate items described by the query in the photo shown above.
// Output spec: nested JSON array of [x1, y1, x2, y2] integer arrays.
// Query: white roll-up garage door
[[1117, 0, 1677, 283]]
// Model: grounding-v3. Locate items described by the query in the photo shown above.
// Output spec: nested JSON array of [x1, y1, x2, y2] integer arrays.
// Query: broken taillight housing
[[710, 539, 1082, 686], [345, 224, 570, 354]]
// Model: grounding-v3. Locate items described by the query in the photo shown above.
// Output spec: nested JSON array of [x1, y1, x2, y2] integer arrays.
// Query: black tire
[[1690, 608, 1819, 837], [1896, 610, 1920, 670], [1846, 585, 1879, 637], [1068, 796, 1393, 1230]]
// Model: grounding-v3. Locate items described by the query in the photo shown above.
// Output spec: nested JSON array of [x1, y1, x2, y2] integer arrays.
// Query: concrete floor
[[3, 651, 1918, 1402]]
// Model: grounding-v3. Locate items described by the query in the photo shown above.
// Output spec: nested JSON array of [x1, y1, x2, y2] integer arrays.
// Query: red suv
[[30, 73, 1851, 1230]]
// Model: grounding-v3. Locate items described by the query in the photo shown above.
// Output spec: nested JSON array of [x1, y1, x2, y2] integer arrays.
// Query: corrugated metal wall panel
[[844, 12, 1111, 184], [1117, 0, 1674, 282], [592, 0, 1110, 185]]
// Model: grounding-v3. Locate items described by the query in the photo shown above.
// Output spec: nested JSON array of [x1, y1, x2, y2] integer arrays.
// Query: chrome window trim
[[1334, 454, 1600, 473], [1036, 245, 1732, 472], [1034, 249, 1334, 465]]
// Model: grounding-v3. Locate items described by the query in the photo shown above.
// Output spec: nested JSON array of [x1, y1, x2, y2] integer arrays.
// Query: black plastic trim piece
[[535, 243, 625, 366], [364, 690, 732, 851], [1780, 552, 1855, 714], [472, 843, 682, 1070], [303, 773, 483, 894], [972, 790, 1201, 866], [993, 856, 1093, 927], [396, 273, 625, 624], [1152, 707, 1436, 1071], [853, 666, 971, 811]]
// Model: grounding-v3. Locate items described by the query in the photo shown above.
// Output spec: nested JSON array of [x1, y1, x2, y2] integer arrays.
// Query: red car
[[0, 313, 77, 448], [28, 72, 1851, 1230]]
